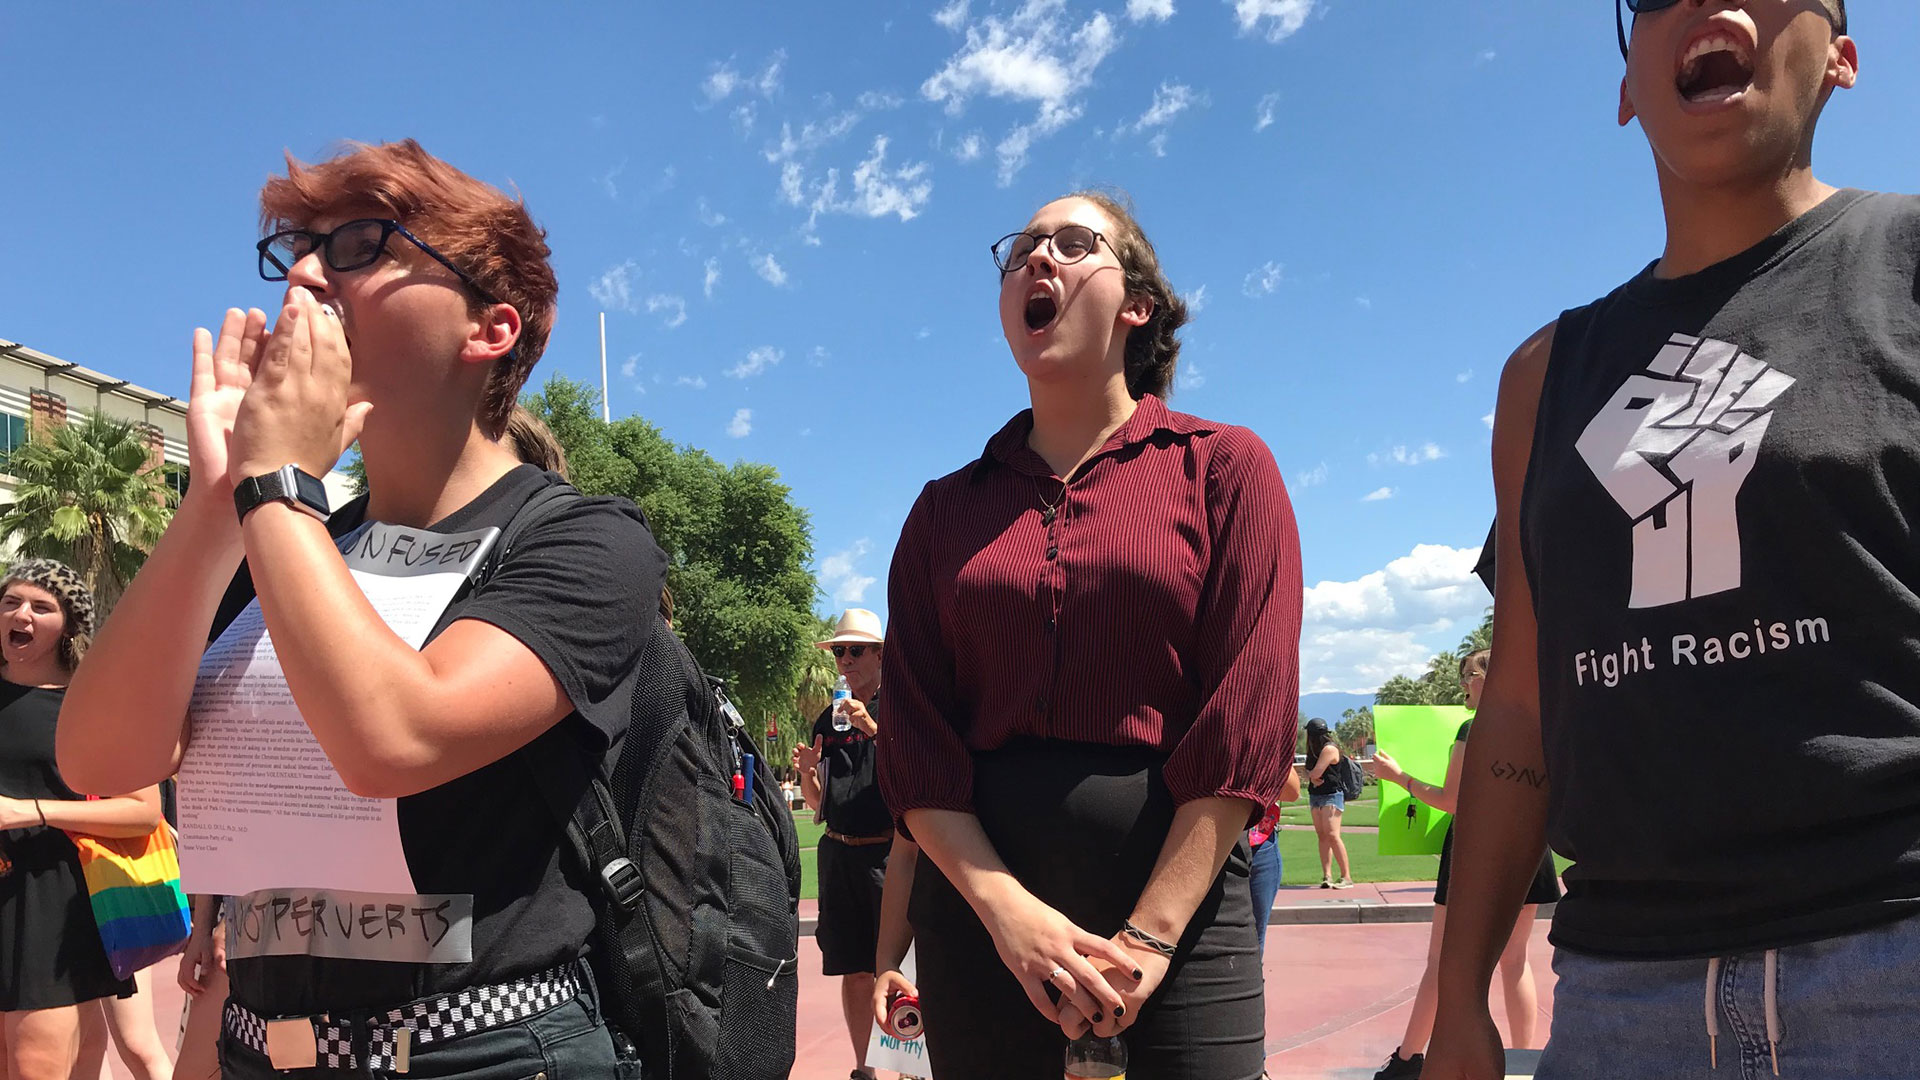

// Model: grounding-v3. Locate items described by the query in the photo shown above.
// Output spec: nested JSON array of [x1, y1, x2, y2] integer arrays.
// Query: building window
[[0, 414, 27, 472], [165, 464, 191, 500]]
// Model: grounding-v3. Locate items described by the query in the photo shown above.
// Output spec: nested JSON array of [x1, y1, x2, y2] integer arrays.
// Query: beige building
[[0, 336, 356, 508]]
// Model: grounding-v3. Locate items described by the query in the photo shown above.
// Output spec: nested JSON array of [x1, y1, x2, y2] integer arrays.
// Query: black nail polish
[[1091, 1011, 1103, 1023], [1133, 968, 1144, 980], [1114, 1004, 1126, 1017]]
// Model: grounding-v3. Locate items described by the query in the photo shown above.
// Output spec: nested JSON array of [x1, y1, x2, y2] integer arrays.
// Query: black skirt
[[1433, 827, 1562, 908], [0, 827, 135, 1010], [909, 740, 1265, 1080]]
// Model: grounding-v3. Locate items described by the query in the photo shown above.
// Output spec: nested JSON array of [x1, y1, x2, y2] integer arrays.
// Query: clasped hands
[[188, 288, 370, 511], [983, 889, 1173, 1041]]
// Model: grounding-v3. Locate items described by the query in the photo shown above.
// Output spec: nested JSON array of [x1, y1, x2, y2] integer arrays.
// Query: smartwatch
[[234, 464, 331, 523]]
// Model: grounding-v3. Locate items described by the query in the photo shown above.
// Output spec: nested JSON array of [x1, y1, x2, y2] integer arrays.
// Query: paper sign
[[865, 946, 932, 1077], [178, 519, 499, 902], [1373, 705, 1470, 856]]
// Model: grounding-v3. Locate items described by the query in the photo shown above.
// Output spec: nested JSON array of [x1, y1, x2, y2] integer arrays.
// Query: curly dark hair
[[1061, 189, 1190, 400]]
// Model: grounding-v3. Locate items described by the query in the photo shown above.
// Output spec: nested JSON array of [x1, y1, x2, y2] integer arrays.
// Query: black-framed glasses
[[991, 225, 1109, 273], [256, 218, 502, 304], [829, 645, 868, 659], [1615, 0, 1845, 60]]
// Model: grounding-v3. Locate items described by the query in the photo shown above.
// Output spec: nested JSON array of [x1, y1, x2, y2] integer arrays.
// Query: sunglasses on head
[[830, 645, 868, 659]]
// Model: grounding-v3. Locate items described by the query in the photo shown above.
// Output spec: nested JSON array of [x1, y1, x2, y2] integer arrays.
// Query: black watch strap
[[234, 465, 331, 523]]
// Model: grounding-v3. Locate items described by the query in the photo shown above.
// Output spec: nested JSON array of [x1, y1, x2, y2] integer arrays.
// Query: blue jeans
[[1247, 835, 1282, 952], [1538, 914, 1920, 1079], [1308, 790, 1345, 811]]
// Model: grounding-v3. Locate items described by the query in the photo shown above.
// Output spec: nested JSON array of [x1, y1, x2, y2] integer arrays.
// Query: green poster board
[[1373, 705, 1471, 856]]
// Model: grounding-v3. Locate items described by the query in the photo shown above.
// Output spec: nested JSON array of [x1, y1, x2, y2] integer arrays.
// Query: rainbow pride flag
[[71, 827, 192, 980]]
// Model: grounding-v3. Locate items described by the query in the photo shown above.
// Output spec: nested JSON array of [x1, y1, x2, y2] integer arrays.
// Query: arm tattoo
[[1489, 759, 1547, 789]]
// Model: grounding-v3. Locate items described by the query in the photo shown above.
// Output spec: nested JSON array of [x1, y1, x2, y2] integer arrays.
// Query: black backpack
[[1340, 754, 1366, 802], [491, 482, 802, 1080]]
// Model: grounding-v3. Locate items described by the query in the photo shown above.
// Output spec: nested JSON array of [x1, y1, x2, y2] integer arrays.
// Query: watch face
[[292, 468, 329, 509]]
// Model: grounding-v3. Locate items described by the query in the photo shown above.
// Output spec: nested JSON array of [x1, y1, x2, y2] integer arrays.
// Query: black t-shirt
[[208, 465, 666, 1013], [810, 694, 890, 838], [1523, 190, 1920, 958], [0, 682, 79, 871]]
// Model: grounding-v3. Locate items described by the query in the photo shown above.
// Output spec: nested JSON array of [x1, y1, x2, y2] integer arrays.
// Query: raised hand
[[187, 307, 267, 506], [228, 288, 371, 487]]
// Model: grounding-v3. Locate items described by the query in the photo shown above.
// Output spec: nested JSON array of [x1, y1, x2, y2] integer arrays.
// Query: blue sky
[[4, 2, 1917, 696]]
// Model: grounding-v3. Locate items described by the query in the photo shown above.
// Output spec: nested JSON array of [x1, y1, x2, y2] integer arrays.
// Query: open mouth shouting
[[1675, 25, 1756, 109], [6, 629, 35, 650], [1023, 282, 1060, 335]]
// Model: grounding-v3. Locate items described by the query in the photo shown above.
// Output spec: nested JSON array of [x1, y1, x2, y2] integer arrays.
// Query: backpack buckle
[[599, 857, 645, 911]]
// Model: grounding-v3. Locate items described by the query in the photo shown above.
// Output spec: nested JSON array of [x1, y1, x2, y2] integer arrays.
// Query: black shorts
[[1434, 830, 1562, 908], [816, 836, 890, 976]]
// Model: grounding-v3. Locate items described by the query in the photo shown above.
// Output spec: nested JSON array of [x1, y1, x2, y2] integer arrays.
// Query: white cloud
[[921, 0, 1121, 185], [589, 261, 638, 312], [732, 103, 757, 135], [1477, 49, 1498, 64], [1131, 82, 1198, 131], [620, 354, 639, 379], [1126, 0, 1175, 21], [598, 160, 627, 200], [728, 346, 783, 380], [1456, 369, 1473, 384], [645, 294, 688, 329], [819, 538, 880, 604], [756, 50, 786, 96], [1255, 91, 1280, 132], [703, 257, 722, 299], [1231, 0, 1317, 43], [809, 346, 830, 366], [783, 135, 934, 226], [704, 51, 784, 103], [1146, 131, 1170, 157], [1362, 487, 1395, 502], [727, 408, 753, 438], [934, 0, 970, 31], [765, 112, 863, 163], [1177, 361, 1205, 391], [1355, 296, 1373, 309], [702, 65, 743, 103], [1295, 462, 1329, 487], [676, 375, 708, 390], [1298, 543, 1488, 693], [1183, 283, 1208, 313], [753, 252, 789, 287], [858, 90, 906, 110], [696, 198, 728, 227], [1483, 410, 1496, 429], [952, 131, 986, 162], [1242, 260, 1283, 296], [1369, 443, 1447, 467]]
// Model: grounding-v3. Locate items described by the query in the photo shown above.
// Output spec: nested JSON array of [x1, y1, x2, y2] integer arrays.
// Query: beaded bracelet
[[1121, 919, 1177, 957]]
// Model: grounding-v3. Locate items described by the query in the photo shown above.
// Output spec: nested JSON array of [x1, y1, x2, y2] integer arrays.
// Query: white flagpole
[[598, 311, 611, 422]]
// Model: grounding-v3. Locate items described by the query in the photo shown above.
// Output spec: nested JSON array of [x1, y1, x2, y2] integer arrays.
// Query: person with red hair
[[59, 140, 664, 1079]]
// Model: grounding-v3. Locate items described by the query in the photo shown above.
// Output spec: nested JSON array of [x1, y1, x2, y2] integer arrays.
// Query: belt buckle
[[264, 1018, 320, 1071]]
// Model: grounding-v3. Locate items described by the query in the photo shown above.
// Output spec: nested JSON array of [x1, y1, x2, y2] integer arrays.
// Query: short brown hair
[[1063, 189, 1189, 400], [503, 405, 569, 477], [258, 139, 558, 437], [1459, 649, 1491, 679]]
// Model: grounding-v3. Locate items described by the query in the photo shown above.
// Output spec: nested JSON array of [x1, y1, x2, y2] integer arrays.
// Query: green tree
[[523, 376, 820, 742], [1337, 706, 1374, 752], [0, 411, 176, 613]]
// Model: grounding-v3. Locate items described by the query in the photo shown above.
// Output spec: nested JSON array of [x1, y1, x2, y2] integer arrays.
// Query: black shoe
[[1372, 1050, 1423, 1080]]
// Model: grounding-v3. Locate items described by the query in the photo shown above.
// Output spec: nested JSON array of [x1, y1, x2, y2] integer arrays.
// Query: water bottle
[[1065, 1032, 1126, 1079], [830, 676, 853, 732]]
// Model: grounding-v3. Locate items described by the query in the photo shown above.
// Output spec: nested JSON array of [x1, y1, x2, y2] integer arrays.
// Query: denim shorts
[[1308, 790, 1345, 811], [1538, 914, 1920, 1080]]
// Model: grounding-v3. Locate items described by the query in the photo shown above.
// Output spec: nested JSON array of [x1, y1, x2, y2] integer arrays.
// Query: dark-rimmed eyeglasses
[[829, 645, 869, 659], [256, 218, 503, 305], [1615, 0, 1846, 60], [991, 225, 1110, 273]]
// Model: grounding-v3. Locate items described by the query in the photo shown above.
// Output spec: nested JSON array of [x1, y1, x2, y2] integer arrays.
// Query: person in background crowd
[[0, 560, 166, 1080], [793, 609, 890, 1080], [57, 139, 665, 1079], [1248, 756, 1303, 953], [1427, 4, 1920, 1078], [879, 190, 1300, 1079], [1303, 718, 1353, 889], [1367, 649, 1559, 1079], [173, 893, 228, 1080]]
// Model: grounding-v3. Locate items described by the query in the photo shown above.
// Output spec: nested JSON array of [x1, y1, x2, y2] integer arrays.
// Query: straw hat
[[816, 608, 884, 648]]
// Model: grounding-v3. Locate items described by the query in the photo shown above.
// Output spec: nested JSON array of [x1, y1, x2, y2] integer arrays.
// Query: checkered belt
[[223, 963, 583, 1072]]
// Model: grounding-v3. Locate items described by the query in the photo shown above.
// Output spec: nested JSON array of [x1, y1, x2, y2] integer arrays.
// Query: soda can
[[885, 989, 924, 1040]]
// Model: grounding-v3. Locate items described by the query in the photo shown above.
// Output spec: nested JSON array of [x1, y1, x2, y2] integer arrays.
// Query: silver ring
[[1047, 966, 1067, 982]]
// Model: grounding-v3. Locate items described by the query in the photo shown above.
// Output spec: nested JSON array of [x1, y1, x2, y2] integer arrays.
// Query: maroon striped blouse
[[878, 394, 1302, 821]]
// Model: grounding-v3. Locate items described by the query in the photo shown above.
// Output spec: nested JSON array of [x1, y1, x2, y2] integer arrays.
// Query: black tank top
[[1522, 189, 1920, 958]]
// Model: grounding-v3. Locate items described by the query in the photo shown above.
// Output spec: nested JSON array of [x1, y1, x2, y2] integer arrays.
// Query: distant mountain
[[1299, 691, 1375, 721]]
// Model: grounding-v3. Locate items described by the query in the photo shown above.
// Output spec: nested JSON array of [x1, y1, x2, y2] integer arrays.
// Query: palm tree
[[0, 410, 176, 613]]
